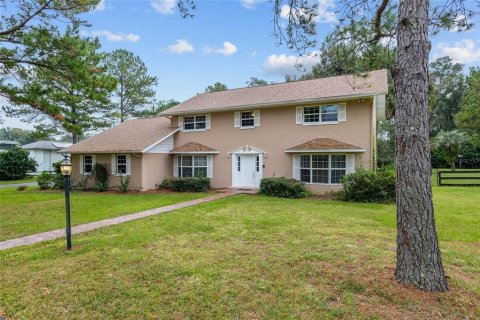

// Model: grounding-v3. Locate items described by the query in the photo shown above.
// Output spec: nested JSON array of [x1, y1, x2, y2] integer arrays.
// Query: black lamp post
[[60, 153, 73, 250]]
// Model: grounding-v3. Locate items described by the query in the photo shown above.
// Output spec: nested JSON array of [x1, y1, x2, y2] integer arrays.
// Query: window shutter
[[293, 155, 300, 180], [173, 156, 179, 177], [296, 106, 303, 124], [79, 155, 84, 174], [253, 110, 260, 127], [178, 116, 184, 131], [125, 154, 131, 175], [111, 154, 116, 175], [92, 155, 96, 167], [338, 102, 347, 121], [205, 114, 211, 129], [207, 156, 213, 178], [234, 112, 240, 128], [346, 154, 355, 174]]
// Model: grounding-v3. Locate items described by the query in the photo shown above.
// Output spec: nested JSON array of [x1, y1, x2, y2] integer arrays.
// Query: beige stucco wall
[[172, 99, 374, 193], [141, 153, 172, 190], [70, 153, 143, 190]]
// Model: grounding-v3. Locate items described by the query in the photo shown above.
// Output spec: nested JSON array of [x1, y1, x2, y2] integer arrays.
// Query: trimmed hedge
[[160, 177, 210, 192], [259, 177, 309, 198], [341, 168, 396, 203]]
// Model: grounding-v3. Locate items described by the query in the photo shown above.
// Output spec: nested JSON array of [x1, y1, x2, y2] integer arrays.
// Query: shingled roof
[[170, 142, 219, 154], [62, 117, 178, 154], [285, 138, 366, 153], [163, 69, 387, 115]]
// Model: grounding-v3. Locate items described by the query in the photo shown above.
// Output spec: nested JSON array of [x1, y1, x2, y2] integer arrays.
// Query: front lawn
[[0, 177, 37, 185], [0, 188, 211, 241], [0, 186, 478, 319]]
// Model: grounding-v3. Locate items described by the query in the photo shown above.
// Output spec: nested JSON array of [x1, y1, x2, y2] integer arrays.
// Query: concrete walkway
[[0, 190, 243, 251], [0, 182, 38, 188]]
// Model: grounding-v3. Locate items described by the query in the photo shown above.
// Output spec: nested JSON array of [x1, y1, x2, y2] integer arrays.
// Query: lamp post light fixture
[[60, 153, 73, 250]]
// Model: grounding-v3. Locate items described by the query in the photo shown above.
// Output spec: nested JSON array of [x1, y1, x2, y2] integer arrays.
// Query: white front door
[[232, 154, 262, 188]]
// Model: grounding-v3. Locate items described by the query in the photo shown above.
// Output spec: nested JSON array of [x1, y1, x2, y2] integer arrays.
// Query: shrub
[[92, 163, 109, 192], [117, 175, 130, 192], [37, 171, 65, 190], [37, 172, 54, 190], [259, 177, 309, 199], [160, 177, 210, 192], [0, 146, 37, 180], [71, 176, 90, 191], [341, 168, 396, 203]]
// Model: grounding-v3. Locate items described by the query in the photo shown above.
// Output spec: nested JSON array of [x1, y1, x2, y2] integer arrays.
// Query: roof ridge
[[195, 69, 387, 97]]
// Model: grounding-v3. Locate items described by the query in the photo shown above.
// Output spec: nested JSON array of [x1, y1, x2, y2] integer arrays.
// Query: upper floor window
[[234, 110, 260, 128], [178, 115, 210, 132], [241, 111, 255, 127], [184, 115, 206, 131], [296, 103, 346, 125]]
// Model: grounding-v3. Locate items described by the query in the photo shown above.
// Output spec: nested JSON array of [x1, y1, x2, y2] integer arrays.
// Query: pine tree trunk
[[391, 0, 448, 291], [72, 132, 79, 144]]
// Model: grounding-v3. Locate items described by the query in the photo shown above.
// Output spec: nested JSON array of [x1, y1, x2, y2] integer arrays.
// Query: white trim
[[170, 151, 220, 155], [229, 145, 265, 155], [302, 121, 338, 126], [141, 129, 180, 153], [285, 149, 366, 153], [161, 93, 386, 116]]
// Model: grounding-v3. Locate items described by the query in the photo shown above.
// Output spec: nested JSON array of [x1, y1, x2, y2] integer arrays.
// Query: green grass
[[0, 188, 210, 241], [0, 177, 37, 185], [0, 186, 479, 319]]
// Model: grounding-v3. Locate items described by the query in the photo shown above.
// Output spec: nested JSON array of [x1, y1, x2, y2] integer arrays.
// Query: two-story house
[[63, 69, 387, 193]]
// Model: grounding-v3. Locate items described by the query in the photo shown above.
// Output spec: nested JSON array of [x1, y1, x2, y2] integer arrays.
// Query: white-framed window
[[234, 110, 260, 128], [79, 154, 96, 175], [111, 154, 131, 176], [296, 103, 346, 125], [294, 154, 354, 184], [178, 115, 210, 132], [84, 155, 93, 174], [174, 155, 213, 178], [241, 111, 255, 127]]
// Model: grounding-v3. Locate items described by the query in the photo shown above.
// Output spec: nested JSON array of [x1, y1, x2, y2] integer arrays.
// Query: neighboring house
[[62, 70, 387, 193], [22, 141, 73, 173], [0, 140, 20, 151]]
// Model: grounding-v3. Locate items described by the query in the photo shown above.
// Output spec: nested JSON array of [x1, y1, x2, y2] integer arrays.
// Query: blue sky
[[2, 0, 480, 129]]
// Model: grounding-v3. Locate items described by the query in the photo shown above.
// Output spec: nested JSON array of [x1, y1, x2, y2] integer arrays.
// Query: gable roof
[[163, 69, 388, 115], [22, 141, 72, 150], [170, 142, 219, 154], [285, 138, 366, 153], [62, 117, 178, 154]]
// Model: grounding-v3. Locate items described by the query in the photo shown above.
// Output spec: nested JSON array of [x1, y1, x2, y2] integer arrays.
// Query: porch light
[[60, 153, 73, 250], [60, 155, 73, 176]]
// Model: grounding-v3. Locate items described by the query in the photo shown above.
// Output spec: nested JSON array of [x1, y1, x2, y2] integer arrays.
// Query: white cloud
[[92, 30, 140, 43], [280, 0, 336, 24], [167, 39, 194, 53], [93, 0, 106, 11], [263, 52, 319, 77], [241, 0, 264, 9], [150, 0, 177, 14], [437, 39, 480, 63], [203, 41, 238, 56]]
